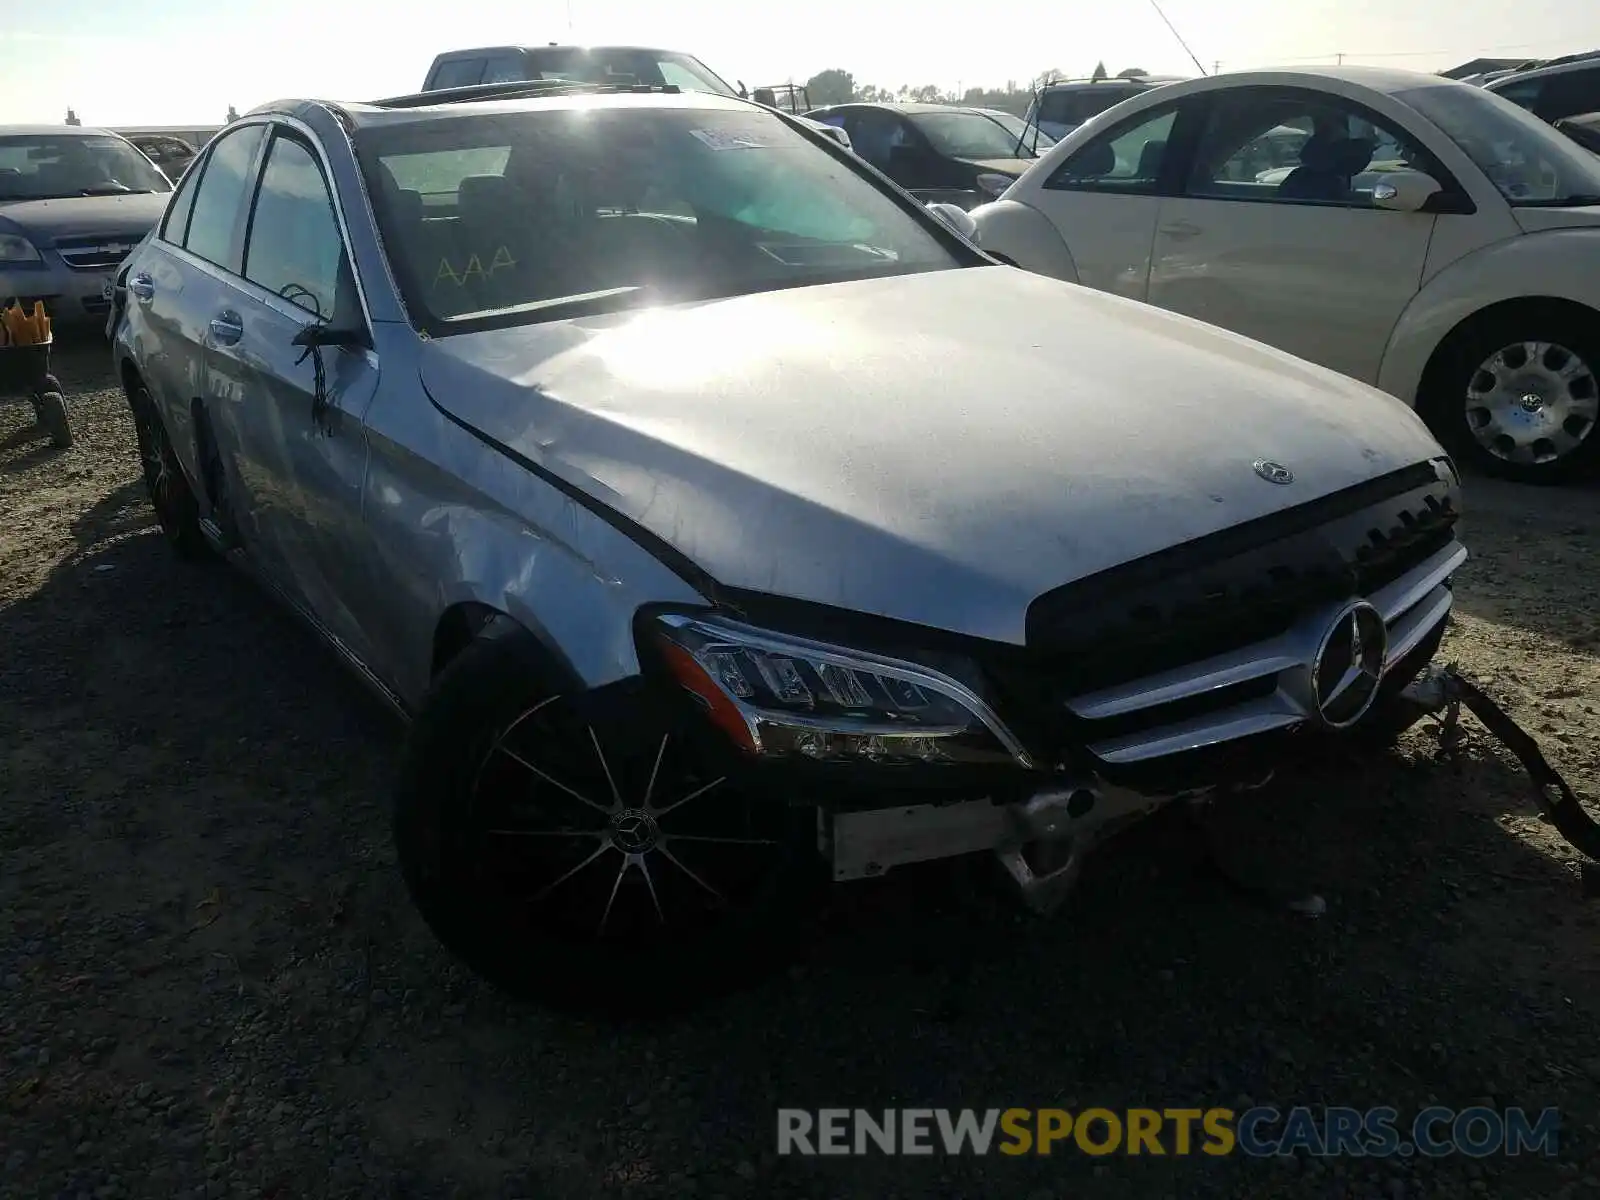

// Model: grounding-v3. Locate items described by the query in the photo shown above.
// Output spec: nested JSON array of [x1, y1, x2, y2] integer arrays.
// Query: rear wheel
[[395, 626, 819, 1017], [1426, 310, 1600, 485], [31, 389, 71, 448], [126, 381, 212, 560]]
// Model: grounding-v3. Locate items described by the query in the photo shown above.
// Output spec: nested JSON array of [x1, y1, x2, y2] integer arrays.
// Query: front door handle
[[129, 272, 155, 301], [1160, 220, 1202, 240], [208, 311, 243, 345]]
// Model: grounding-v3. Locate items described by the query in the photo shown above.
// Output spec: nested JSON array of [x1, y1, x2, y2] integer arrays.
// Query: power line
[[1271, 38, 1574, 64]]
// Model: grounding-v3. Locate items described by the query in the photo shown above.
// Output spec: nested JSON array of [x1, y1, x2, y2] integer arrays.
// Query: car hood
[[417, 267, 1446, 645], [0, 192, 169, 243], [1511, 204, 1600, 233], [953, 157, 1032, 175]]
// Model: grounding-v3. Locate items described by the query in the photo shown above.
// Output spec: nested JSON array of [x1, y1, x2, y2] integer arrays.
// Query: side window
[[480, 55, 528, 84], [1044, 107, 1178, 193], [1493, 78, 1545, 114], [159, 159, 201, 243], [1185, 90, 1441, 208], [430, 59, 485, 89], [243, 134, 347, 320], [1540, 69, 1600, 122], [184, 123, 266, 270]]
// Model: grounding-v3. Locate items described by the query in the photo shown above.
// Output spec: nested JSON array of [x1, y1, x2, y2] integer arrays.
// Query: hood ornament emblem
[[1252, 459, 1294, 485]]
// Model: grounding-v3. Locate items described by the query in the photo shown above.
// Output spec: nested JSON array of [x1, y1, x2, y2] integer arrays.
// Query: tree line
[[800, 63, 1150, 115]]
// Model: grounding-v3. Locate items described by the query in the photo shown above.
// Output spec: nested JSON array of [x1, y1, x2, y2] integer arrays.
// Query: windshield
[[910, 111, 1034, 159], [357, 103, 966, 335], [981, 111, 1057, 149], [522, 48, 737, 97], [0, 132, 171, 200], [1399, 82, 1600, 205]]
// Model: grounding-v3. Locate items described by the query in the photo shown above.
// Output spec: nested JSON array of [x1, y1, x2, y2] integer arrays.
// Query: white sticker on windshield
[[688, 128, 779, 151]]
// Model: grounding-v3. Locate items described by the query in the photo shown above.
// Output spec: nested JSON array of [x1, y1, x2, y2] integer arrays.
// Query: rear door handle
[[129, 272, 155, 300], [1160, 220, 1202, 240], [208, 310, 243, 345]]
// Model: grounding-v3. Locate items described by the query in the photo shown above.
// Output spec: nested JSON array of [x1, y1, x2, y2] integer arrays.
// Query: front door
[[1021, 102, 1185, 301], [202, 127, 380, 662], [1145, 87, 1442, 384]]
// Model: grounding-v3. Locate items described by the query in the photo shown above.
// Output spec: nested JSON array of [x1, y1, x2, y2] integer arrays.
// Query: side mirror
[[752, 87, 777, 108], [925, 201, 980, 243], [1371, 171, 1442, 212], [975, 172, 1015, 199], [292, 321, 367, 350]]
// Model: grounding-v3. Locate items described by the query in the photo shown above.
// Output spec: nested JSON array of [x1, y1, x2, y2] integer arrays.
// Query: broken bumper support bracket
[[1402, 663, 1600, 896]]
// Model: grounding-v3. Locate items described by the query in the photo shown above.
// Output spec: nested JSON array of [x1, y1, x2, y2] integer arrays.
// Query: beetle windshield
[[1399, 82, 1600, 206], [356, 100, 969, 335], [0, 132, 172, 200]]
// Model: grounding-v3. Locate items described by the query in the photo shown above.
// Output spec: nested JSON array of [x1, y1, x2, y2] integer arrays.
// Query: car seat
[[1277, 135, 1366, 202]]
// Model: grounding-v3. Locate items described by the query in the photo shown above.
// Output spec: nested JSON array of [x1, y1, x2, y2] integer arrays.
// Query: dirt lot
[[2, 340, 1599, 1200]]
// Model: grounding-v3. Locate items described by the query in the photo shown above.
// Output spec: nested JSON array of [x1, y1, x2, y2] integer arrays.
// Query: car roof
[[1121, 65, 1471, 98], [1485, 49, 1600, 86], [253, 88, 757, 132], [0, 124, 124, 137], [1039, 76, 1184, 91], [431, 44, 699, 61], [809, 102, 989, 115]]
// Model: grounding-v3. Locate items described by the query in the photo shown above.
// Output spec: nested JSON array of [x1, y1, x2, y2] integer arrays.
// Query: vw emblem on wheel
[[1310, 601, 1390, 729], [1252, 459, 1295, 485], [609, 808, 659, 854]]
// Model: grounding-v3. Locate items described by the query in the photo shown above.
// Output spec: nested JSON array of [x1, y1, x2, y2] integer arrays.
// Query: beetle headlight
[[0, 233, 43, 264], [651, 613, 1032, 768]]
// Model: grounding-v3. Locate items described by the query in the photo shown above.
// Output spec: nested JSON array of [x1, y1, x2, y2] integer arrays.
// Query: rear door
[[124, 122, 267, 501], [203, 124, 381, 658]]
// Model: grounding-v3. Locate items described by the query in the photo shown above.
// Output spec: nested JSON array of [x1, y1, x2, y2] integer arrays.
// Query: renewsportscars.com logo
[[776, 1106, 1560, 1158]]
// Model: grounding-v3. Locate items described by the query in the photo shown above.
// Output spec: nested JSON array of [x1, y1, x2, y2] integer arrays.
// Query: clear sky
[[2, 0, 1598, 126]]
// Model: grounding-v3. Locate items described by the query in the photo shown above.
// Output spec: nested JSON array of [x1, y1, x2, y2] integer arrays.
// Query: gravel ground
[[3, 339, 1599, 1200]]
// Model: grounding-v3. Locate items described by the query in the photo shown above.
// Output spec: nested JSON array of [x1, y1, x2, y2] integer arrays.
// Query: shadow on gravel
[[1451, 474, 1600, 652], [69, 477, 156, 547], [3, 476, 1597, 1199]]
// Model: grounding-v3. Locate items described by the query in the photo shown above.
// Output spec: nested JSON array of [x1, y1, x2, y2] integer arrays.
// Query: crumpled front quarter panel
[[357, 324, 708, 707]]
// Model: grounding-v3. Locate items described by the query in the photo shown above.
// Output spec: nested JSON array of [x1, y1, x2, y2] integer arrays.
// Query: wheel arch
[[1413, 295, 1600, 416], [429, 601, 586, 695]]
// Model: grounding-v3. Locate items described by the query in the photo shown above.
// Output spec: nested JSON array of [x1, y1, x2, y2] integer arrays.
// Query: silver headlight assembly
[[650, 613, 1033, 768]]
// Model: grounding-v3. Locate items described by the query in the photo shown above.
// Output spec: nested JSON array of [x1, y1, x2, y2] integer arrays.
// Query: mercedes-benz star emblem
[[1310, 601, 1390, 729], [1252, 459, 1295, 485], [609, 808, 659, 854]]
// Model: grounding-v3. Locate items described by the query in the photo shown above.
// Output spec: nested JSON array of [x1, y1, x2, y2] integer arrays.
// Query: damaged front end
[[643, 459, 1600, 913]]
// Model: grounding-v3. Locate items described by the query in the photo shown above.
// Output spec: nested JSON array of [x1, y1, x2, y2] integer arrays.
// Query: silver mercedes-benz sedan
[[109, 82, 1466, 1015]]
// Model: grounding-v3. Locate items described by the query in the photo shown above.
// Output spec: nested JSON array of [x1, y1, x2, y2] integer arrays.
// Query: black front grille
[[1023, 462, 1458, 694], [54, 233, 143, 271]]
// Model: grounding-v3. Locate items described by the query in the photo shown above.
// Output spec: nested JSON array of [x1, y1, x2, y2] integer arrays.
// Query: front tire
[[1426, 311, 1600, 485], [394, 624, 819, 1017], [126, 381, 212, 560]]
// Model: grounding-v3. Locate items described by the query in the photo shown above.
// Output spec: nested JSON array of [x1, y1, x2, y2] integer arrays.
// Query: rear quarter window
[[429, 58, 486, 89]]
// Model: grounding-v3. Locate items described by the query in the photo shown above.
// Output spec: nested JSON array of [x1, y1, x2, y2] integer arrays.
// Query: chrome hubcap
[[1465, 340, 1598, 465]]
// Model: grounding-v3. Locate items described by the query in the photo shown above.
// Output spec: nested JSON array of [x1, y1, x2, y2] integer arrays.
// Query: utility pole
[[1212, 60, 1221, 75], [1335, 52, 1345, 65]]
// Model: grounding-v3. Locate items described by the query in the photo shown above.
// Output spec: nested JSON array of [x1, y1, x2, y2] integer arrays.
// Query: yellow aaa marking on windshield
[[435, 246, 517, 287]]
